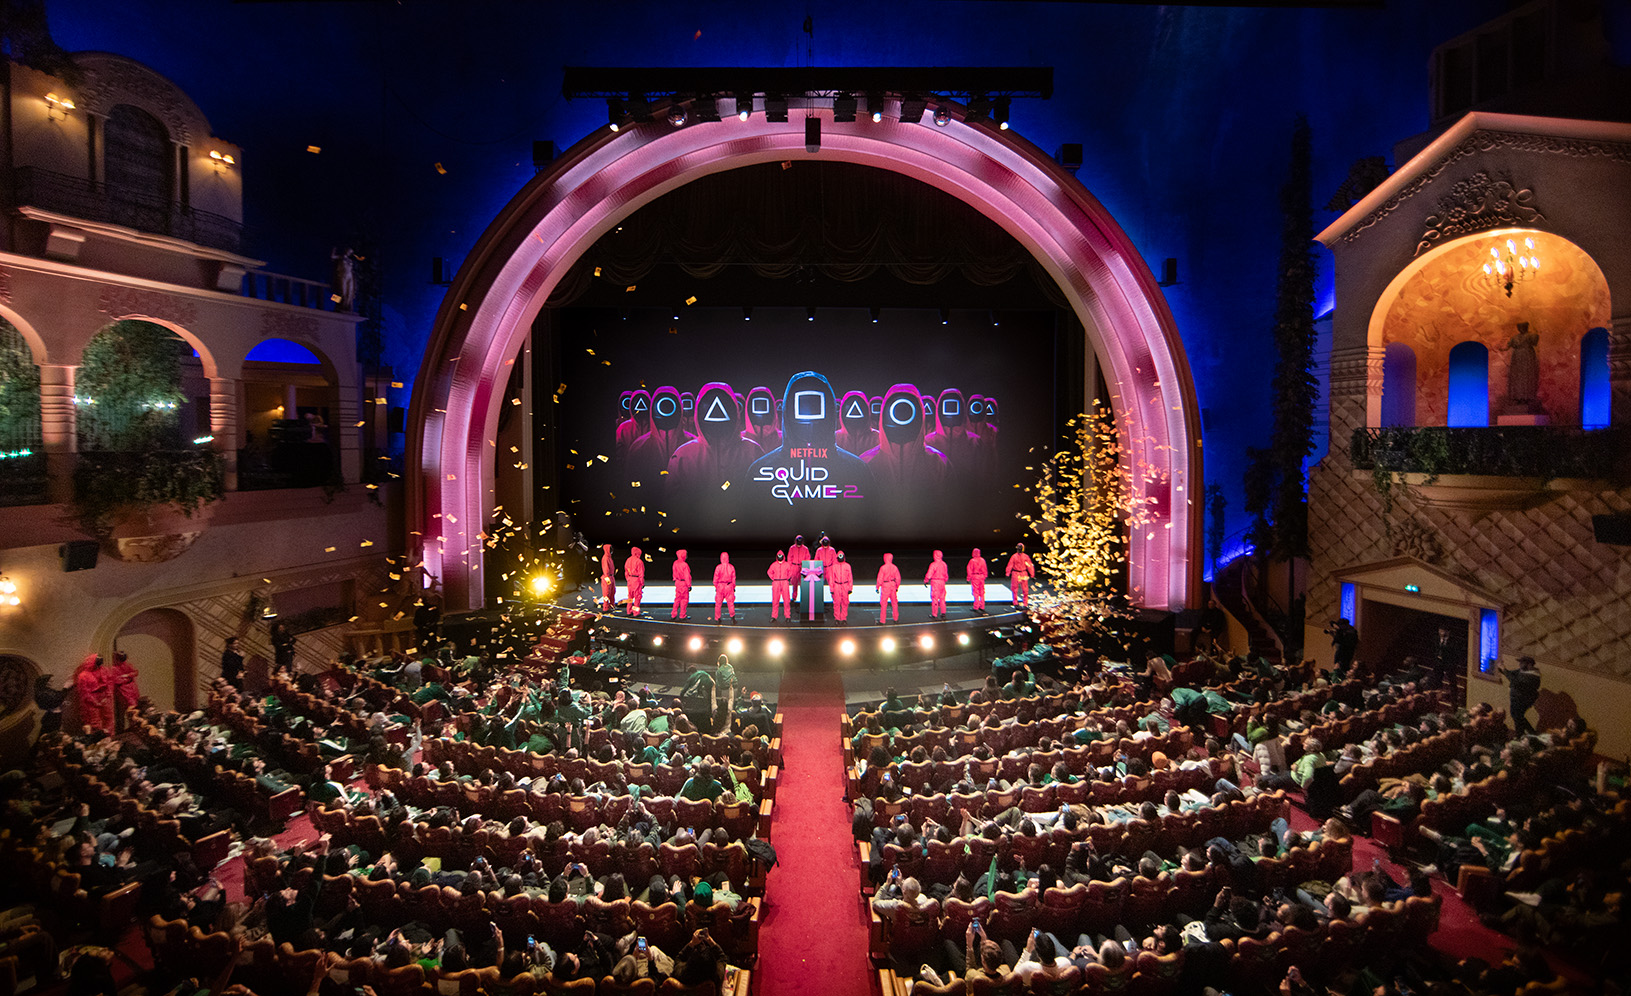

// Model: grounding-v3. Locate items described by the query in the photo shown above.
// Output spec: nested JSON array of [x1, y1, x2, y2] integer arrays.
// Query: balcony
[[9, 166, 242, 253], [1350, 425, 1627, 510]]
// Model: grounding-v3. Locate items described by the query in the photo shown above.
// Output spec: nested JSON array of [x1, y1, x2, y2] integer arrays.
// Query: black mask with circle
[[881, 384, 926, 445]]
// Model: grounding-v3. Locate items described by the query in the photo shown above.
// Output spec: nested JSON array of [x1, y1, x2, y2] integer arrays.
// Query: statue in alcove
[[1500, 321, 1541, 411]]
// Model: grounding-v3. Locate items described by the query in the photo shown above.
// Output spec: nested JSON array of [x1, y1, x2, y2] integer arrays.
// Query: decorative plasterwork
[[1413, 171, 1543, 257], [97, 285, 198, 326], [1338, 130, 1631, 247], [73, 53, 198, 145], [258, 310, 321, 341], [0, 265, 11, 305]]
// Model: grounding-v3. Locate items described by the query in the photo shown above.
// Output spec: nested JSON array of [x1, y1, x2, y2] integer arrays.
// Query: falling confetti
[[434, 162, 447, 174]]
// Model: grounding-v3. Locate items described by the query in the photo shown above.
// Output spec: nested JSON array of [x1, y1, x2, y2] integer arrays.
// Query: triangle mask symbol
[[845, 399, 866, 419], [702, 396, 732, 422]]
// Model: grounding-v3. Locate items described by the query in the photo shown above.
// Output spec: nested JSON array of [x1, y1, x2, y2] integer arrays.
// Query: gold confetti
[[685, 295, 697, 305], [325, 546, 337, 552], [596, 455, 608, 462], [511, 397, 521, 405], [720, 481, 731, 490], [625, 285, 637, 293], [435, 162, 447, 174], [361, 540, 374, 547], [391, 382, 404, 389], [307, 145, 322, 154], [355, 421, 366, 427], [459, 303, 468, 311], [593, 266, 602, 277]]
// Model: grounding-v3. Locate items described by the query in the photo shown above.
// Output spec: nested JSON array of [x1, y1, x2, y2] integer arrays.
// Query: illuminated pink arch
[[409, 109, 1203, 611]]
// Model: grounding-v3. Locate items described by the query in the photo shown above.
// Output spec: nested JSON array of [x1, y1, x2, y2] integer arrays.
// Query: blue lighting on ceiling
[[246, 338, 322, 364]]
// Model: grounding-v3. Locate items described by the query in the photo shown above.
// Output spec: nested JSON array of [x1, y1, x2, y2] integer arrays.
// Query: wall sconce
[[0, 577, 20, 608], [44, 92, 75, 121], [209, 149, 237, 169]]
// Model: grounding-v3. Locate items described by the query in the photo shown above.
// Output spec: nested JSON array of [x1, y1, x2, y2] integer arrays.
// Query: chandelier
[[1483, 236, 1539, 297]]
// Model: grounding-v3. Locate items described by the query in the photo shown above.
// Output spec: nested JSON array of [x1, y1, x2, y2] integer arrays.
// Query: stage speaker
[[60, 539, 100, 572], [805, 117, 821, 153], [1056, 143, 1083, 172], [1593, 513, 1631, 546]]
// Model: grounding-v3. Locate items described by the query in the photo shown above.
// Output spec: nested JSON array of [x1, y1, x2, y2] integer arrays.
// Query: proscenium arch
[[410, 106, 1204, 612]]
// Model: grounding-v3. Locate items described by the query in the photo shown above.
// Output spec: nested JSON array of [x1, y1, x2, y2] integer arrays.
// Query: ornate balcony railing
[[1350, 425, 1628, 481], [9, 166, 242, 253]]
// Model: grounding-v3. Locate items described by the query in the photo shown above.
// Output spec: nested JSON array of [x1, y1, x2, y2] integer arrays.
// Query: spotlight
[[989, 310, 1000, 326], [735, 93, 753, 121], [869, 306, 881, 324], [0, 577, 17, 607], [618, 632, 630, 641], [689, 636, 704, 651], [693, 95, 719, 123], [607, 98, 624, 131], [957, 632, 971, 646], [805, 116, 820, 153], [727, 637, 743, 654], [933, 105, 951, 127], [868, 93, 884, 123], [920, 634, 935, 650], [881, 637, 897, 653], [742, 306, 753, 321], [833, 93, 856, 122], [652, 636, 665, 648], [529, 575, 552, 595], [939, 307, 951, 325], [994, 97, 1011, 130], [767, 638, 785, 657], [806, 305, 816, 322], [840, 639, 857, 656], [900, 95, 927, 124], [667, 105, 687, 127], [765, 95, 788, 122]]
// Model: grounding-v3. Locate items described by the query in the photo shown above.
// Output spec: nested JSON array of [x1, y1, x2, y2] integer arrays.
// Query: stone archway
[[409, 105, 1204, 611]]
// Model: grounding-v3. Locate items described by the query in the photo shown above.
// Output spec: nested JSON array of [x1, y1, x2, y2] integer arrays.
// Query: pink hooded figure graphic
[[667, 382, 763, 492], [712, 552, 737, 621], [1006, 542, 1036, 607], [828, 551, 854, 622], [876, 553, 902, 623], [835, 390, 876, 457], [628, 385, 695, 483], [624, 547, 646, 615], [967, 548, 990, 612], [598, 543, 616, 611], [616, 389, 652, 460], [741, 385, 781, 451], [925, 550, 950, 619], [925, 387, 988, 478], [74, 653, 114, 734], [671, 549, 692, 620], [768, 550, 796, 621], [860, 383, 949, 492], [617, 390, 634, 428]]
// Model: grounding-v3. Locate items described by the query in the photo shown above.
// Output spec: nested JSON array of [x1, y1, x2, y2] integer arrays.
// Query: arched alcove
[[114, 607, 196, 712], [239, 337, 341, 489], [1380, 342, 1417, 427], [1447, 341, 1490, 427], [1368, 229, 1611, 427], [0, 320, 45, 505], [76, 320, 202, 452], [409, 105, 1203, 611]]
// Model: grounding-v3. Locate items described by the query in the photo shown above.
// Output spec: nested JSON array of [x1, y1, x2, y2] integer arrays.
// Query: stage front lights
[[840, 639, 856, 656], [920, 634, 935, 650], [881, 637, 897, 653], [735, 93, 752, 121], [994, 97, 1011, 130], [939, 307, 951, 325], [618, 632, 630, 641], [652, 636, 664, 648], [869, 306, 881, 324], [767, 638, 785, 656], [689, 636, 704, 651], [806, 306, 816, 322], [607, 98, 624, 131], [727, 637, 743, 654], [957, 633, 971, 646], [742, 306, 753, 321]]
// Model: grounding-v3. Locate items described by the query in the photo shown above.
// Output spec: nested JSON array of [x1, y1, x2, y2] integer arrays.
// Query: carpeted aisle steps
[[754, 671, 874, 996]]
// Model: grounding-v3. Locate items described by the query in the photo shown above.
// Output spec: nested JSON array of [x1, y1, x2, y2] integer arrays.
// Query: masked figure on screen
[[926, 387, 986, 477], [712, 551, 737, 622], [750, 371, 874, 514], [616, 388, 652, 460], [629, 385, 695, 483], [624, 547, 646, 616], [875, 552, 902, 623], [967, 547, 989, 613], [1006, 541, 1035, 608], [741, 385, 781, 451], [925, 549, 950, 619], [599, 543, 616, 612], [835, 390, 876, 457], [984, 397, 1000, 445], [680, 391, 696, 435], [618, 390, 634, 428], [671, 549, 692, 620], [828, 551, 854, 623], [667, 382, 764, 492], [768, 550, 795, 622], [860, 383, 949, 491]]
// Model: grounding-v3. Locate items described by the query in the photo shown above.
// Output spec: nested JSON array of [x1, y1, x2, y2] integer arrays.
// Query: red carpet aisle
[[754, 671, 873, 996]]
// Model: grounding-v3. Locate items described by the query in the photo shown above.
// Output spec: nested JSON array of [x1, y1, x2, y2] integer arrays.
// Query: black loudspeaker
[[805, 117, 821, 153], [1056, 143, 1083, 172], [1593, 514, 1631, 546], [60, 540, 100, 572]]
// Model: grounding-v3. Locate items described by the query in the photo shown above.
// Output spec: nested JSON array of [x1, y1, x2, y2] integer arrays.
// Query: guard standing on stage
[[768, 550, 796, 622], [671, 549, 693, 620], [925, 550, 950, 619], [1006, 542, 1036, 608], [967, 548, 989, 613], [624, 547, 646, 616], [876, 553, 902, 623], [599, 543, 616, 612], [829, 551, 854, 623], [713, 552, 737, 622]]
